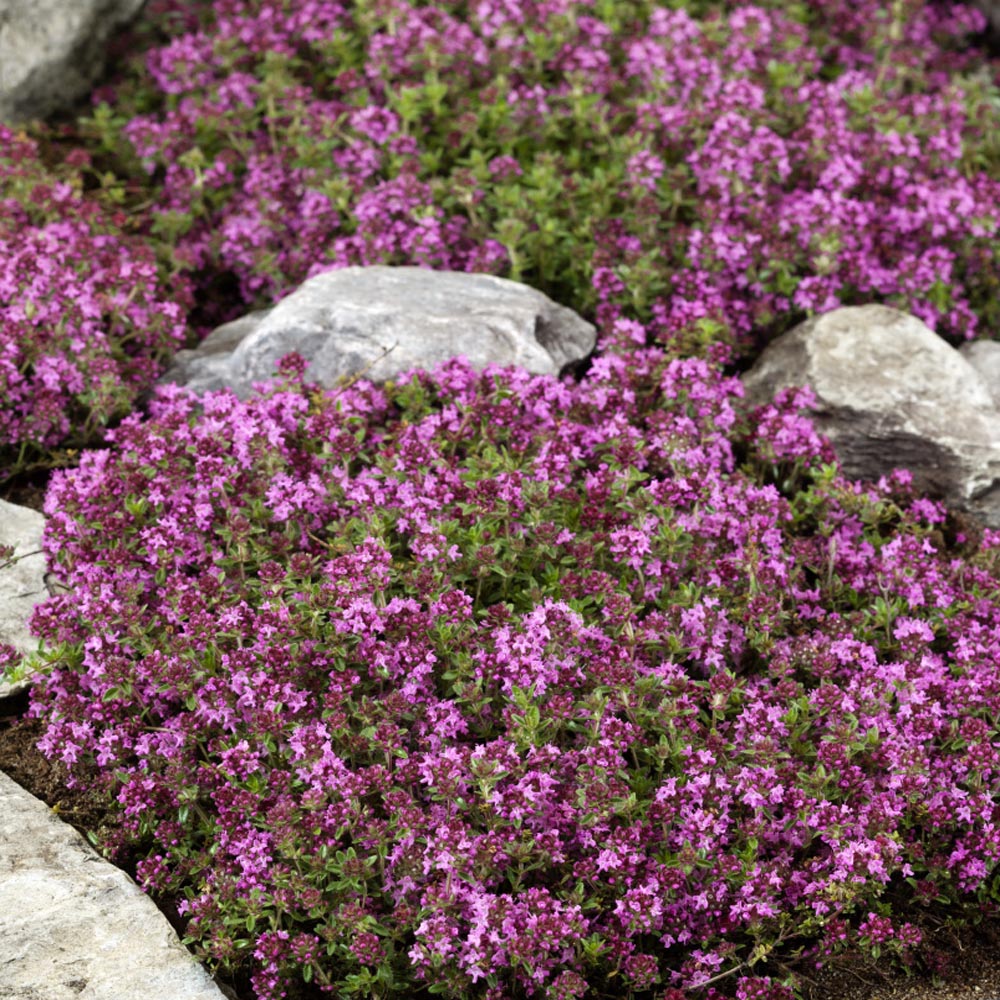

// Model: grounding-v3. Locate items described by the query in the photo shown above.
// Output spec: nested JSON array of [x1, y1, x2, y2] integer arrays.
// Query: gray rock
[[0, 769, 227, 1000], [0, 0, 146, 124], [973, 0, 1000, 35], [741, 305, 1000, 528], [960, 339, 1000, 409], [0, 499, 47, 699], [160, 266, 597, 399]]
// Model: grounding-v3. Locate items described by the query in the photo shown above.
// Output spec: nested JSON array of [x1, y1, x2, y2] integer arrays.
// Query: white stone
[[160, 265, 597, 399], [960, 339, 1000, 409], [741, 305, 1000, 527], [0, 0, 146, 124], [0, 499, 47, 699], [0, 769, 227, 1000]]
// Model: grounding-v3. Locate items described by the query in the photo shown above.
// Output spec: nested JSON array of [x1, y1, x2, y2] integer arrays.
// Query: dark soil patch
[[1, 470, 50, 513], [803, 918, 1000, 1000], [0, 711, 111, 834]]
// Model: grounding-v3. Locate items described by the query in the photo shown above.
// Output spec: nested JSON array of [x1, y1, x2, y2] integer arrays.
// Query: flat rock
[[0, 769, 226, 1000], [0, 499, 47, 699], [159, 266, 597, 398], [741, 305, 1000, 528], [0, 0, 146, 124]]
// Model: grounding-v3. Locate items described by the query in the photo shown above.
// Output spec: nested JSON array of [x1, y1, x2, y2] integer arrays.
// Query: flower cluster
[[0, 125, 190, 474], [7, 1, 1000, 998], [8, 0, 1000, 470], [81, 0, 1000, 352], [16, 352, 1000, 998]]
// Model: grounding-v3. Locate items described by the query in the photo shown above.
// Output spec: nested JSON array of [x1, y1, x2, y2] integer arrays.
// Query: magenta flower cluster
[[0, 126, 189, 471], [6, 0, 1000, 997], [22, 349, 1000, 998], [93, 0, 1000, 351], [4, 0, 1000, 470]]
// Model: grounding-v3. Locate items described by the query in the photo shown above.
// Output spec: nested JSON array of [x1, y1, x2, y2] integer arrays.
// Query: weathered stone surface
[[960, 339, 1000, 409], [741, 305, 1000, 528], [0, 770, 227, 1000], [0, 499, 47, 699], [0, 0, 146, 124], [160, 266, 597, 399]]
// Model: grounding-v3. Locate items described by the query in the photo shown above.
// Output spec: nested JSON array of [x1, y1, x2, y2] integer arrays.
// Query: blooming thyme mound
[[83, 0, 1000, 352], [23, 352, 1000, 999], [0, 125, 191, 477], [6, 0, 1000, 467], [11, 0, 1000, 997]]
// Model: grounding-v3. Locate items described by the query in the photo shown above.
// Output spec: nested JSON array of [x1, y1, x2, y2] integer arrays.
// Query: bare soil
[[804, 929, 1000, 1000]]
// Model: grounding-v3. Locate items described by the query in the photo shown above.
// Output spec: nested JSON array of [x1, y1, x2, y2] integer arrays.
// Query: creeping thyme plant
[[6, 0, 1000, 997], [0, 125, 190, 476]]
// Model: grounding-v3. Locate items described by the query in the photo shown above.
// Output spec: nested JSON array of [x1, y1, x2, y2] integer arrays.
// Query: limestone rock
[[0, 499, 47, 699], [741, 305, 1000, 528], [160, 266, 597, 399], [0, 769, 227, 1000], [960, 339, 1000, 409], [0, 0, 146, 124]]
